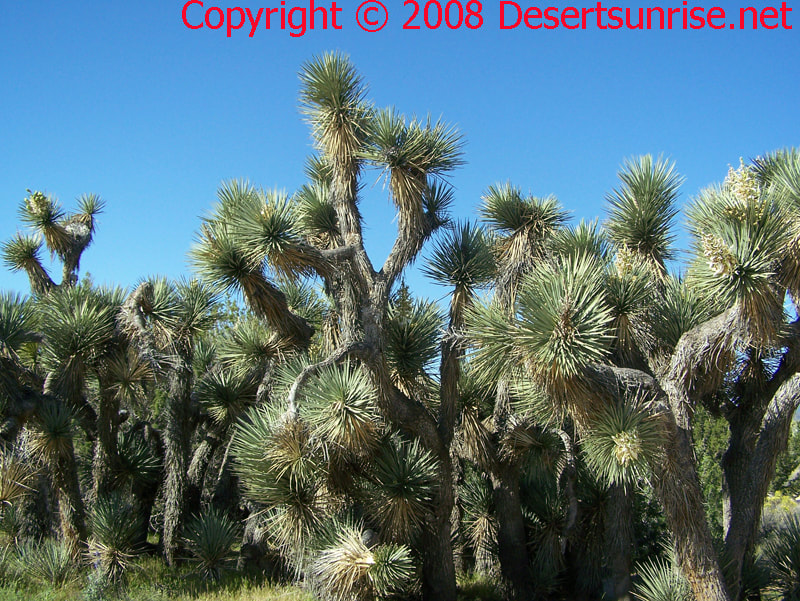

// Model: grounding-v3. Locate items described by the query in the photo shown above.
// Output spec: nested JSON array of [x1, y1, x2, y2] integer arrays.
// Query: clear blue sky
[[1, 1, 798, 302]]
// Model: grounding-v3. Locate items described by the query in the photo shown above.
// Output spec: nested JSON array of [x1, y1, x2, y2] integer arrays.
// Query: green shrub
[[183, 508, 239, 580]]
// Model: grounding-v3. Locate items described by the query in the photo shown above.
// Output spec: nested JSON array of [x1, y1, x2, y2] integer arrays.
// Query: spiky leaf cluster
[[467, 253, 614, 399], [605, 155, 681, 269], [183, 508, 239, 580], [582, 396, 663, 489], [0, 292, 38, 359], [302, 362, 381, 457], [368, 437, 439, 542], [311, 521, 415, 601], [383, 300, 443, 397], [481, 184, 568, 280], [687, 183, 788, 345], [89, 494, 142, 580]]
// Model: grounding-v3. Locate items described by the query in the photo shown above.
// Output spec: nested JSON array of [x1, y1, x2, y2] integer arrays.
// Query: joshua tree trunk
[[162, 354, 194, 566], [490, 462, 533, 601], [52, 445, 87, 557], [722, 373, 800, 599], [420, 451, 457, 601], [603, 483, 633, 601], [92, 386, 121, 499]]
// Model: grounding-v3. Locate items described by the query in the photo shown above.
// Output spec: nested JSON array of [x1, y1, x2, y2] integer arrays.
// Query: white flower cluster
[[614, 245, 637, 277], [702, 233, 736, 277], [25, 191, 49, 219], [724, 160, 763, 221], [612, 430, 641, 466]]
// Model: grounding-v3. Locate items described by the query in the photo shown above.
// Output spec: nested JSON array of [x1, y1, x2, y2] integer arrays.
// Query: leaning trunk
[[655, 421, 731, 601], [722, 374, 800, 599]]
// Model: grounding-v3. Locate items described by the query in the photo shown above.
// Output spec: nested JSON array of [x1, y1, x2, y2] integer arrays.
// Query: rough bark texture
[[490, 462, 533, 601], [603, 484, 633, 601], [53, 444, 87, 557], [92, 386, 120, 499], [162, 355, 193, 566], [723, 372, 800, 599]]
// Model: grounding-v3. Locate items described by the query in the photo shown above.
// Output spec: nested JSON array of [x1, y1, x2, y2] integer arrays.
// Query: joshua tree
[[467, 151, 800, 601], [120, 277, 218, 565], [192, 52, 464, 601]]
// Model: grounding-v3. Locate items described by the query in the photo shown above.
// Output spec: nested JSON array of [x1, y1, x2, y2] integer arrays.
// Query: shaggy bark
[[162, 352, 194, 566], [723, 372, 800, 599], [490, 462, 533, 601]]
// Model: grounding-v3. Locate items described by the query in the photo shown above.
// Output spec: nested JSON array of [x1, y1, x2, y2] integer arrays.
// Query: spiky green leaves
[[481, 184, 568, 278], [605, 155, 682, 269], [0, 292, 38, 358], [761, 513, 800, 600], [183, 508, 239, 580], [13, 539, 78, 587], [1, 234, 53, 294], [300, 52, 372, 173], [28, 401, 74, 462], [631, 557, 691, 601], [362, 109, 464, 221], [369, 437, 438, 541], [89, 494, 142, 580], [196, 367, 257, 426], [37, 284, 122, 407], [232, 405, 323, 553], [582, 397, 663, 489], [0, 454, 34, 507], [687, 181, 787, 345], [468, 253, 614, 396], [649, 276, 712, 352], [384, 300, 443, 397], [424, 222, 495, 315], [303, 363, 381, 457], [311, 522, 415, 601]]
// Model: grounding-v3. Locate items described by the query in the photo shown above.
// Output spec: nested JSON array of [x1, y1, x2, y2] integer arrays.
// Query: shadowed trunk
[[722, 373, 800, 599], [603, 483, 633, 601], [162, 354, 194, 566], [420, 451, 457, 601], [490, 462, 533, 601], [53, 443, 87, 557], [92, 386, 121, 499]]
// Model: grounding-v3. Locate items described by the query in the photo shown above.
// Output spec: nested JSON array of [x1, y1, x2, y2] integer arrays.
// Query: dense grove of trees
[[2, 53, 800, 601]]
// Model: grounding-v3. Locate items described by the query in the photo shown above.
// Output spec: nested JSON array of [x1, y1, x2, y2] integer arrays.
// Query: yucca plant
[[14, 538, 78, 587], [0, 454, 34, 508], [467, 252, 614, 416], [302, 362, 382, 459], [233, 404, 325, 562], [459, 468, 497, 575], [183, 508, 239, 580], [632, 556, 692, 601], [605, 155, 682, 271], [89, 493, 142, 581], [761, 513, 800, 600], [687, 178, 788, 346], [311, 520, 415, 601], [582, 395, 663, 490], [0, 292, 38, 360], [367, 436, 439, 543], [383, 300, 442, 401]]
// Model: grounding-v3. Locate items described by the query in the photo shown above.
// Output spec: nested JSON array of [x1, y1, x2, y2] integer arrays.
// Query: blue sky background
[[1, 1, 798, 302]]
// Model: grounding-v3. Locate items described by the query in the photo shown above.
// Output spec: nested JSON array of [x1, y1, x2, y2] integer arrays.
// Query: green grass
[[0, 555, 311, 601]]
